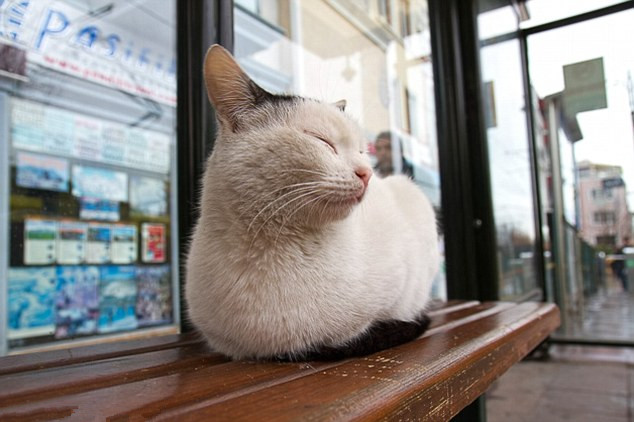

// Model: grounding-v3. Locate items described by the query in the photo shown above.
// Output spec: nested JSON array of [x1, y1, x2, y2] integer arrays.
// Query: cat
[[185, 44, 440, 361]]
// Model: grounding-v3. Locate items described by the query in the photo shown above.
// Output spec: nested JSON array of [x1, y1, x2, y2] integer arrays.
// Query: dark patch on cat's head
[[249, 80, 300, 108]]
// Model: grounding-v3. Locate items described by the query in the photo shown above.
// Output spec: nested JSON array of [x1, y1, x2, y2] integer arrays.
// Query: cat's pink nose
[[355, 167, 372, 188]]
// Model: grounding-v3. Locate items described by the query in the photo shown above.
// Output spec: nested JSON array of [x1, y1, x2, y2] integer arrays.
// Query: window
[[593, 211, 616, 225], [233, 0, 445, 299], [1, 0, 178, 354]]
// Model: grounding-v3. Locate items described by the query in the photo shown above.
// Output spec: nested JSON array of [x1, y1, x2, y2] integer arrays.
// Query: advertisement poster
[[55, 266, 100, 339], [142, 223, 166, 263], [72, 165, 128, 202], [8, 267, 56, 340], [57, 221, 87, 265], [24, 219, 57, 265], [98, 266, 138, 333], [0, 1, 176, 106], [136, 266, 172, 327], [86, 224, 112, 264], [130, 176, 167, 216], [111, 225, 138, 264], [16, 152, 69, 192], [12, 98, 171, 174], [79, 197, 120, 222]]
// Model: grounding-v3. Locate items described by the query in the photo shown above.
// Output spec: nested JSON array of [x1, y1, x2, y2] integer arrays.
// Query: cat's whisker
[[247, 189, 320, 253], [238, 181, 326, 221], [245, 185, 324, 234], [280, 169, 331, 178], [273, 193, 329, 247]]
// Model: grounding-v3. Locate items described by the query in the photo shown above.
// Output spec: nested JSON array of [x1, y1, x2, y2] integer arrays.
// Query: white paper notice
[[24, 219, 57, 265]]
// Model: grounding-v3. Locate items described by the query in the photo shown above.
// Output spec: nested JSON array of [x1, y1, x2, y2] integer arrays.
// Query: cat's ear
[[333, 99, 346, 112], [203, 44, 269, 131]]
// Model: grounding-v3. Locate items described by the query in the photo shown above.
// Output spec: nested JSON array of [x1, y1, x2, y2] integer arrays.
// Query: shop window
[[1, 0, 178, 354]]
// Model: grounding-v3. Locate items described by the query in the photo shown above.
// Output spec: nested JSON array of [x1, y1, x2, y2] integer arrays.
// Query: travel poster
[[8, 267, 56, 340], [24, 219, 57, 265], [71, 165, 128, 202], [55, 266, 99, 338], [141, 223, 166, 263], [98, 266, 138, 333], [16, 152, 69, 192], [136, 265, 172, 327], [85, 224, 111, 264], [57, 221, 87, 265], [129, 176, 167, 216], [79, 197, 120, 221], [111, 225, 138, 264]]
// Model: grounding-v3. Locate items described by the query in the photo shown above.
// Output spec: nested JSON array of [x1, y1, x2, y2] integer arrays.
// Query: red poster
[[142, 223, 166, 263]]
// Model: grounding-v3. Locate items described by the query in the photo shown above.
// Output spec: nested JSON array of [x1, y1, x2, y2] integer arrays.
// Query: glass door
[[527, 8, 634, 343], [0, 0, 179, 354]]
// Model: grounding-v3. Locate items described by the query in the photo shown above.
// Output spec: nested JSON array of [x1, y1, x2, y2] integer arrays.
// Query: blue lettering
[[35, 9, 69, 49], [75, 25, 99, 48], [138, 48, 150, 67], [105, 34, 120, 56], [123, 42, 134, 61], [167, 58, 176, 76]]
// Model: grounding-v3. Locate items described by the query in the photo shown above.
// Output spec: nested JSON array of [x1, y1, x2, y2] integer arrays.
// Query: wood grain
[[0, 301, 559, 421]]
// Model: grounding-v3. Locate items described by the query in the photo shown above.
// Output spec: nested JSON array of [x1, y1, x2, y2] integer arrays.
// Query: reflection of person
[[611, 237, 630, 292], [373, 131, 413, 178]]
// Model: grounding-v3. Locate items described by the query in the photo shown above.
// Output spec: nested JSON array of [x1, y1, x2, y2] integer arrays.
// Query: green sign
[[562, 57, 608, 115]]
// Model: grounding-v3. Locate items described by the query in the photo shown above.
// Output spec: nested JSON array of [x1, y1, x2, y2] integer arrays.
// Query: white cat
[[186, 45, 440, 360]]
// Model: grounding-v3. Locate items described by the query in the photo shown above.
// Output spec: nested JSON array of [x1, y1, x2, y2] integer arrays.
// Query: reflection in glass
[[234, 0, 445, 299], [528, 10, 634, 343]]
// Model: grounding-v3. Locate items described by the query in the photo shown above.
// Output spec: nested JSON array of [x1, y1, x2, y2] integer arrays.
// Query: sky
[[526, 6, 634, 202]]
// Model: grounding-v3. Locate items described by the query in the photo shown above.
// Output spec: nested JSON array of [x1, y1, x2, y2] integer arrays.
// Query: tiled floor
[[487, 345, 634, 421]]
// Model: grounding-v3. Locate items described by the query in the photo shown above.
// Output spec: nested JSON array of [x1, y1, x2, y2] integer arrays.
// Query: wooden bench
[[0, 301, 559, 421]]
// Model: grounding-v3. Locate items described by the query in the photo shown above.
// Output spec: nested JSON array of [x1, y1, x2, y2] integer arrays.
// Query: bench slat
[[0, 301, 559, 421]]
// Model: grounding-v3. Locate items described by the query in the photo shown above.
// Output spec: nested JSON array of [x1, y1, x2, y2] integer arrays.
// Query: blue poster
[[16, 152, 69, 192], [80, 197, 120, 221], [72, 165, 128, 202], [98, 266, 138, 333], [136, 265, 172, 327], [55, 266, 100, 339], [8, 267, 56, 339]]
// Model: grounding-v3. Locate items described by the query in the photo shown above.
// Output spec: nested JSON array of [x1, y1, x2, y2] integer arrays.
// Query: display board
[[6, 98, 175, 351]]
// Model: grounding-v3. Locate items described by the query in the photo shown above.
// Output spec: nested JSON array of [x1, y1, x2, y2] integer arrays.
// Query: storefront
[[2, 0, 633, 359], [0, 0, 179, 354]]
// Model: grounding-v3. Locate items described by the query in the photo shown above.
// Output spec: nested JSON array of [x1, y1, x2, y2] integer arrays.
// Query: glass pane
[[1, 0, 179, 354], [233, 0, 445, 299], [522, 0, 629, 28], [528, 10, 634, 343], [478, 20, 539, 299]]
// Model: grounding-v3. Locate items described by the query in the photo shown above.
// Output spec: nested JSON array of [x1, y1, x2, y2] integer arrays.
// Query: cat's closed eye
[[304, 130, 337, 154]]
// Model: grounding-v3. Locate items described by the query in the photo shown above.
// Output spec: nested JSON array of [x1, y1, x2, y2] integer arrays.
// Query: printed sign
[[79, 197, 120, 222], [0, 0, 176, 105], [16, 152, 69, 192], [72, 165, 128, 202], [111, 225, 138, 264], [24, 219, 57, 265], [136, 265, 172, 327], [85, 224, 112, 264], [55, 266, 100, 338], [130, 176, 167, 216], [8, 267, 56, 339], [57, 221, 87, 264], [141, 223, 166, 263], [98, 266, 138, 333]]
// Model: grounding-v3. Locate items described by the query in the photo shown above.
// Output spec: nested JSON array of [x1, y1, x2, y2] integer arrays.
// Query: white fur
[[185, 46, 439, 360]]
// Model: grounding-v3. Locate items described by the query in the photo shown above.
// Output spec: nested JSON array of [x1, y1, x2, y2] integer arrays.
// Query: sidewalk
[[487, 345, 634, 421]]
